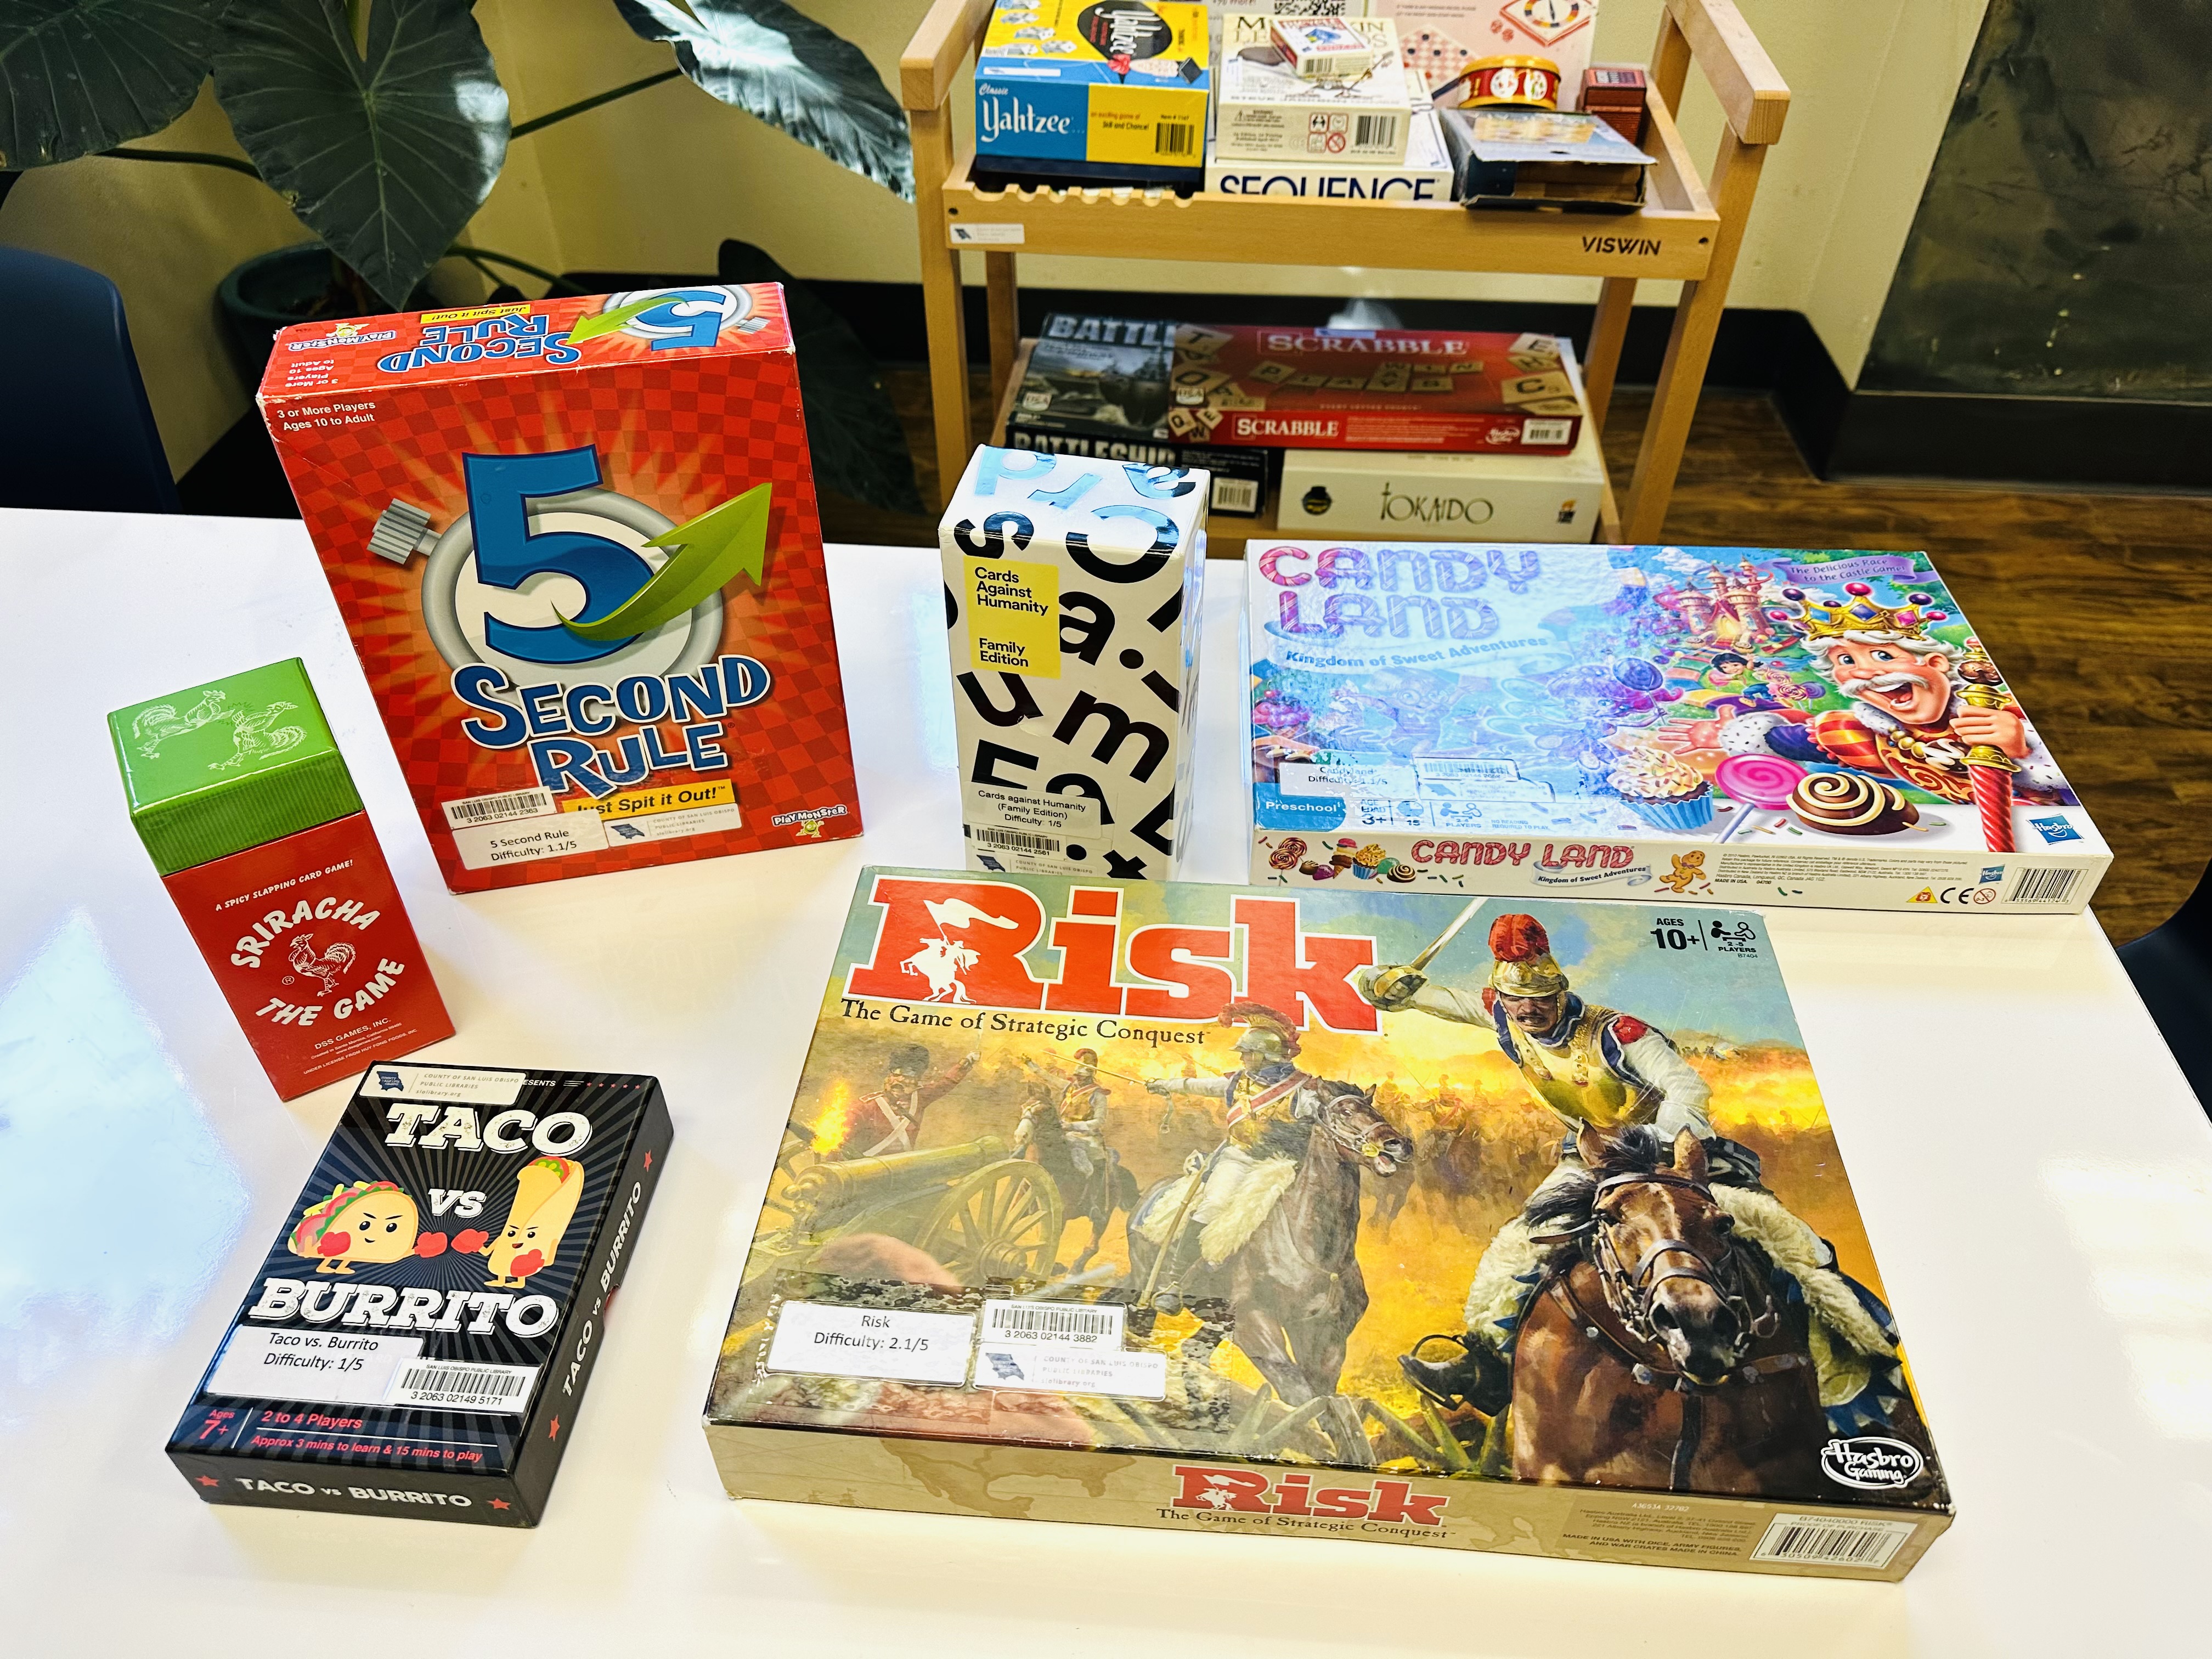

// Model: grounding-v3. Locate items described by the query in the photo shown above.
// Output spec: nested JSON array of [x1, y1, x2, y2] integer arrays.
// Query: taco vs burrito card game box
[[170, 1063, 670, 1526]]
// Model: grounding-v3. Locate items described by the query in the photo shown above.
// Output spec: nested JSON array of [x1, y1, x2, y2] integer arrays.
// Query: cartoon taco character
[[478, 1156, 585, 1289], [286, 1180, 425, 1274]]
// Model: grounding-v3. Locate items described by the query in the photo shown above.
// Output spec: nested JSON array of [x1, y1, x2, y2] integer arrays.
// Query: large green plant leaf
[[213, 0, 507, 307], [720, 240, 921, 515], [0, 0, 224, 167], [616, 0, 910, 201]]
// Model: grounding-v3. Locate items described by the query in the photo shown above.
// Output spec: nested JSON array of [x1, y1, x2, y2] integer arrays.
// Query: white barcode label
[[2007, 865, 2081, 906], [1522, 418, 1573, 446], [1751, 1513, 1917, 1569], [388, 1359, 539, 1413], [974, 1342, 1167, 1398], [1156, 122, 1195, 157], [982, 1299, 1124, 1350], [442, 787, 555, 830], [1210, 475, 1261, 514], [1352, 114, 1397, 150], [977, 827, 1060, 854]]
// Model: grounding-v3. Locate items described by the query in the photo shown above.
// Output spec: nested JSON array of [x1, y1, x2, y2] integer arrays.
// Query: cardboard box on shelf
[[1217, 18, 1415, 163]]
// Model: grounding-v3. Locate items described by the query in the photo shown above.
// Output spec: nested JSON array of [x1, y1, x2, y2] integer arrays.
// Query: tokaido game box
[[1244, 541, 2109, 913], [259, 285, 861, 894], [703, 866, 1954, 1579]]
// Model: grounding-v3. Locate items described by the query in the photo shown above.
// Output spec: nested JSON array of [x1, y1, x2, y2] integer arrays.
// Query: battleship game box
[[939, 445, 1206, 882], [1171, 323, 1582, 452], [1245, 542, 2109, 912], [171, 1063, 671, 1526], [259, 285, 861, 894], [1003, 314, 1271, 517], [703, 867, 1954, 1579]]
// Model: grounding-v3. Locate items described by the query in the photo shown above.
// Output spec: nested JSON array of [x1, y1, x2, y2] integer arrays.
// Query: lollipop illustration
[[1713, 754, 1806, 843]]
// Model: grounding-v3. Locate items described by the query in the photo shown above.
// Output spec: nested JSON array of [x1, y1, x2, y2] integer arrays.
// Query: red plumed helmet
[[1488, 913, 1551, 963]]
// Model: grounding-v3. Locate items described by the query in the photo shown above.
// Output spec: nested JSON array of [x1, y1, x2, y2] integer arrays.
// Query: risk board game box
[[703, 866, 1954, 1580], [940, 447, 1206, 881], [1172, 322, 1582, 452], [1003, 315, 1272, 516], [258, 285, 861, 894], [171, 1063, 672, 1525], [975, 0, 1210, 191], [1246, 542, 2109, 912]]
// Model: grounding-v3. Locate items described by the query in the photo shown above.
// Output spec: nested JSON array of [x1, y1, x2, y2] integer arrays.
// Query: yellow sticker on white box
[[967, 556, 1060, 678]]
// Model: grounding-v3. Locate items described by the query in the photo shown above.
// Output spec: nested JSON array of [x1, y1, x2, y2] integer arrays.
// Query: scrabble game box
[[1245, 542, 2110, 912], [258, 286, 861, 893], [171, 1063, 670, 1526], [1171, 323, 1582, 452], [703, 867, 1954, 1580]]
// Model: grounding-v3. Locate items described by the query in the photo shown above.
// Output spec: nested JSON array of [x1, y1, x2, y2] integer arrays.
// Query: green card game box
[[704, 867, 1954, 1579], [172, 1063, 670, 1525], [259, 285, 861, 893]]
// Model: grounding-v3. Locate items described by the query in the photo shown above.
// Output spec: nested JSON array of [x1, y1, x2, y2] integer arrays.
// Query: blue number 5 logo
[[464, 447, 647, 665]]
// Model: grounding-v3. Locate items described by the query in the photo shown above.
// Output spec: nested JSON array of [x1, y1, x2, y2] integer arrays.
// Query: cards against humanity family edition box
[[939, 446, 1206, 881], [258, 285, 860, 894], [1244, 542, 2109, 912], [703, 867, 1953, 1580], [171, 1063, 670, 1525], [110, 658, 452, 1099]]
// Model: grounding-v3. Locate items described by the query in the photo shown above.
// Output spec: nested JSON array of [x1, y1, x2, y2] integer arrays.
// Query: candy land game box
[[259, 286, 860, 893], [703, 867, 1953, 1580], [1245, 543, 2109, 913]]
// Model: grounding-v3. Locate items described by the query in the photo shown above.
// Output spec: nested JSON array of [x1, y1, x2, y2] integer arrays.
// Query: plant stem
[[511, 68, 686, 139], [447, 245, 574, 292], [101, 147, 263, 180]]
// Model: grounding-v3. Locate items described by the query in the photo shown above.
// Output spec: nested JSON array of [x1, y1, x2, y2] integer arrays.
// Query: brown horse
[[1510, 1122, 1829, 1496]]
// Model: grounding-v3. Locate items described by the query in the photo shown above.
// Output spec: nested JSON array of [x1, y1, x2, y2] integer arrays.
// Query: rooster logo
[[284, 933, 357, 995]]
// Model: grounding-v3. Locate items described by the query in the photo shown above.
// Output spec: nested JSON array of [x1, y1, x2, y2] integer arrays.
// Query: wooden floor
[[821, 371, 2212, 945]]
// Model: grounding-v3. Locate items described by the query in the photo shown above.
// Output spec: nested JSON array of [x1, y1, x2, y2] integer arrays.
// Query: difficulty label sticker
[[206, 1328, 541, 1414], [973, 785, 1101, 835], [450, 809, 608, 870], [966, 556, 1060, 678], [764, 1300, 977, 1386]]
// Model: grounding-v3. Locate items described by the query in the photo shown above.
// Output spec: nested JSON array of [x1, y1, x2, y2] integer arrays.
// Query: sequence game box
[[1245, 542, 2110, 913], [704, 867, 1953, 1579], [1171, 324, 1582, 452], [171, 1063, 671, 1525], [259, 285, 861, 894]]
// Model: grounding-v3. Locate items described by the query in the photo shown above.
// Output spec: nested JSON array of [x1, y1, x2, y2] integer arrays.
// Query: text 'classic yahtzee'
[[261, 285, 860, 893]]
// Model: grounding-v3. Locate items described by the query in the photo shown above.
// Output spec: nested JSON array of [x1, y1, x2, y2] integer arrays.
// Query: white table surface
[[3, 510, 2208, 1655]]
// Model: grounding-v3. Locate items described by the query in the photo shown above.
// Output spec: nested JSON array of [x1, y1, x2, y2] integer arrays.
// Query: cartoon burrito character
[[287, 1180, 436, 1274], [479, 1157, 585, 1289]]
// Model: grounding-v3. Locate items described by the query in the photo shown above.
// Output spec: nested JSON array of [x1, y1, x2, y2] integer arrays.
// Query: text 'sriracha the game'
[[110, 657, 452, 1098], [171, 1063, 672, 1525], [1245, 543, 2109, 912], [938, 447, 1207, 882], [704, 867, 1954, 1581], [259, 285, 861, 893]]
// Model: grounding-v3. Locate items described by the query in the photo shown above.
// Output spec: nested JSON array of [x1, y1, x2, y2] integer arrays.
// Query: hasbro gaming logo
[[1980, 866, 2005, 884], [2029, 815, 2082, 844], [1820, 1436, 1925, 1491]]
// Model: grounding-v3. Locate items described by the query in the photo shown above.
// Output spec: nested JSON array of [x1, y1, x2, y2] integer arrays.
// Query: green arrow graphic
[[565, 294, 673, 345], [557, 482, 772, 643]]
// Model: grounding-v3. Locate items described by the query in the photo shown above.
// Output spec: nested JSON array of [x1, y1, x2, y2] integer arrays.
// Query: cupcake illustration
[[1609, 744, 1715, 832]]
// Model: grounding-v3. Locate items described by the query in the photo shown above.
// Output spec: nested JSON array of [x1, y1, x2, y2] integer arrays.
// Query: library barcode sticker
[[1751, 1513, 1918, 1570], [1522, 418, 1573, 445], [974, 1342, 1167, 1399], [388, 1359, 539, 1413], [982, 1299, 1124, 1350], [442, 786, 555, 830]]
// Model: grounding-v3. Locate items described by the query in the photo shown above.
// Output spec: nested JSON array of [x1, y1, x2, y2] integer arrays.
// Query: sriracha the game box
[[260, 285, 860, 893]]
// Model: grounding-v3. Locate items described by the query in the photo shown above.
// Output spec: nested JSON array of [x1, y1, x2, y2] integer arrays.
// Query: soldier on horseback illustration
[[1355, 911, 1866, 1424], [1015, 1048, 1139, 1275]]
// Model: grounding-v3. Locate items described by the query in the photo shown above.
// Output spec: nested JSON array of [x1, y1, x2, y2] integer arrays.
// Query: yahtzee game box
[[1246, 542, 2109, 913], [260, 286, 861, 893], [703, 867, 1953, 1579]]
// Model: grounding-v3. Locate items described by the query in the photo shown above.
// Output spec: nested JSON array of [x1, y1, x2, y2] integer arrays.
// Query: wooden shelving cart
[[899, 0, 1788, 545]]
